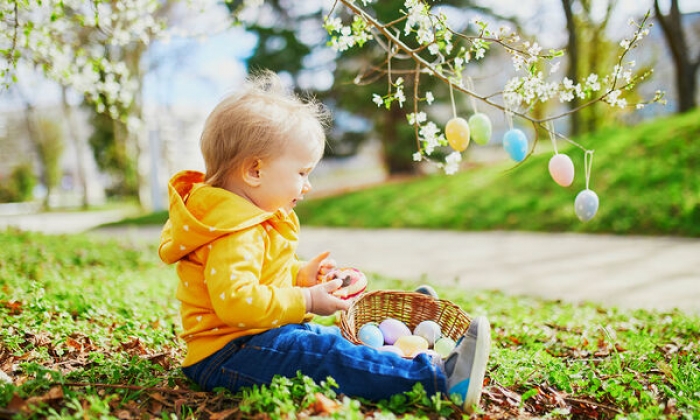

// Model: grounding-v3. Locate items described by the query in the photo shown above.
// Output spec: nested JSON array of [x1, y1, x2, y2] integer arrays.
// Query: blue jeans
[[182, 323, 448, 401]]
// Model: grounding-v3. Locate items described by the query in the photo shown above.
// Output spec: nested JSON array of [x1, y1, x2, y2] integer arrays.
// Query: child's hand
[[297, 251, 337, 287], [305, 279, 351, 315]]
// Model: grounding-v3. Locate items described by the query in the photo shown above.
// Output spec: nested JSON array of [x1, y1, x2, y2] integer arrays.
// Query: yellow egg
[[394, 335, 429, 358], [445, 117, 470, 152]]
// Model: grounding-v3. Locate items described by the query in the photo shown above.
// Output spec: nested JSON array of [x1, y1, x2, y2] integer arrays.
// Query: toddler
[[158, 71, 490, 412]]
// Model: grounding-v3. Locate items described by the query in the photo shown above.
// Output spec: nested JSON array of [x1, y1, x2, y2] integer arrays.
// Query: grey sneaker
[[444, 316, 491, 413], [414, 284, 439, 299]]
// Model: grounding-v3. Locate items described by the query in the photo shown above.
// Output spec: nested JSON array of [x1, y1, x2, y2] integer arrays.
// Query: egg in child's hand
[[326, 267, 368, 300], [394, 335, 430, 357], [358, 323, 384, 349], [413, 320, 441, 347], [378, 318, 412, 345]]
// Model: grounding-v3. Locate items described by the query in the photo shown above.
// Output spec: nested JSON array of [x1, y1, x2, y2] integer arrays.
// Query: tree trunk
[[561, 0, 581, 136], [654, 0, 699, 113], [381, 106, 417, 175], [61, 87, 89, 209]]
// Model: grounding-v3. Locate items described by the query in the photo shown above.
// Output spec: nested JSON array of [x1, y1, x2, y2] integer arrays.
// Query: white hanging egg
[[575, 189, 599, 222], [548, 154, 575, 187]]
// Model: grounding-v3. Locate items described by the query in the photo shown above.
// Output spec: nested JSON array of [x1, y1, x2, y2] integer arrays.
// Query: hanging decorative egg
[[503, 129, 528, 162], [468, 113, 492, 145], [574, 189, 599, 222], [445, 117, 470, 152], [548, 154, 575, 187]]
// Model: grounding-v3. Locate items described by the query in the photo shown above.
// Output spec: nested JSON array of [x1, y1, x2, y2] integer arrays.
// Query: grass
[[107, 110, 700, 237], [1, 229, 698, 419], [295, 109, 700, 237]]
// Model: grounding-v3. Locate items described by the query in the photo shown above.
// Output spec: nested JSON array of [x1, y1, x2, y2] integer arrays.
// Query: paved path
[[3, 210, 699, 315], [296, 228, 700, 315]]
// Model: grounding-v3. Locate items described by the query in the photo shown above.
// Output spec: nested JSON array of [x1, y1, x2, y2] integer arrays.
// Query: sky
[[141, 0, 700, 112], [2, 0, 699, 114]]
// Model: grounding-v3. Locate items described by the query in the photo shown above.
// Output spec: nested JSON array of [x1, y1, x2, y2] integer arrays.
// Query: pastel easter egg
[[378, 345, 405, 357], [379, 318, 412, 345], [468, 113, 492, 145], [445, 117, 470, 152], [434, 337, 456, 358], [394, 335, 430, 358], [574, 189, 599, 222], [503, 129, 528, 162], [358, 323, 384, 349], [413, 320, 442, 347], [548, 154, 575, 187]]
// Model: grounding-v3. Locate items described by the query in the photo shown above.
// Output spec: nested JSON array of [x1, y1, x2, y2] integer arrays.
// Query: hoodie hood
[[159, 170, 279, 264]]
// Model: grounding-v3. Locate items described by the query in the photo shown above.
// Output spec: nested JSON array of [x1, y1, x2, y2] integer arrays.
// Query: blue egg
[[358, 323, 384, 349], [575, 189, 599, 222], [503, 129, 529, 162]]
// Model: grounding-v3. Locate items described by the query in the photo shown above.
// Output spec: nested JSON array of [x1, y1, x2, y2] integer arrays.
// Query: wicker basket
[[340, 290, 472, 346]]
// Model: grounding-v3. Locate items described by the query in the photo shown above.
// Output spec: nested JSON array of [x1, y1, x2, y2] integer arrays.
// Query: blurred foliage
[[34, 117, 65, 207], [87, 108, 138, 198], [0, 163, 37, 203]]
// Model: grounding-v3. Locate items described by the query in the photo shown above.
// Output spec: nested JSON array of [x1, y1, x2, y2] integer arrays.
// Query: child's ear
[[242, 158, 262, 187]]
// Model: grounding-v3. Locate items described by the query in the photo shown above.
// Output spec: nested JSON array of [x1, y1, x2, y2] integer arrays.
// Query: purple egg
[[379, 318, 411, 345]]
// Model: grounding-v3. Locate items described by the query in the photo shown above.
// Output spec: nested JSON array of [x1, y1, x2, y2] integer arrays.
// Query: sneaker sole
[[463, 317, 491, 412]]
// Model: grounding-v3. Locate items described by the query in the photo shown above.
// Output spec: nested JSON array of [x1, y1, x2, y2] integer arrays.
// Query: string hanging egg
[[575, 151, 598, 222], [503, 129, 528, 162], [575, 189, 599, 222], [445, 117, 470, 152], [468, 113, 492, 145], [548, 154, 575, 187]]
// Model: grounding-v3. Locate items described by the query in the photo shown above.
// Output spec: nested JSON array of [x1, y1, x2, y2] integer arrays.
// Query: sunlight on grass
[[1, 230, 698, 418], [297, 109, 700, 236]]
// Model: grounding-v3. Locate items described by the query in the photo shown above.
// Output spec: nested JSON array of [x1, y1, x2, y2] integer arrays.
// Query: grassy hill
[[296, 109, 700, 237]]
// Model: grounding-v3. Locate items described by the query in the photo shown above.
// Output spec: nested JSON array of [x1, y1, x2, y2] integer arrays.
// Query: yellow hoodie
[[159, 171, 307, 366]]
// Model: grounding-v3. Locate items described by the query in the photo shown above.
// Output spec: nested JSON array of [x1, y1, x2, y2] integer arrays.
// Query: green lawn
[[296, 109, 700, 237], [112, 110, 700, 238], [1, 230, 698, 419]]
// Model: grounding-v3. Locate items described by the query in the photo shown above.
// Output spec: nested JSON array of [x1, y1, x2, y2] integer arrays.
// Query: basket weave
[[340, 290, 472, 345]]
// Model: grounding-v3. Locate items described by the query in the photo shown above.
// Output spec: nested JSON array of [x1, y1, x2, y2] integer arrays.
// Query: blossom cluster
[[324, 0, 659, 174], [2, 0, 165, 120]]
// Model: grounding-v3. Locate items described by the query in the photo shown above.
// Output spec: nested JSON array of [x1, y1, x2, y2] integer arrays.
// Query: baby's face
[[250, 134, 324, 213]]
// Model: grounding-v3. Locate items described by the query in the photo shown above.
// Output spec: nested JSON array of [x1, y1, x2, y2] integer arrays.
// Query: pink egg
[[548, 154, 575, 187]]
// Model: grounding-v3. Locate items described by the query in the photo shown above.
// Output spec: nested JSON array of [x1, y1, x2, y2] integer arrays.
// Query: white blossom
[[443, 151, 462, 175]]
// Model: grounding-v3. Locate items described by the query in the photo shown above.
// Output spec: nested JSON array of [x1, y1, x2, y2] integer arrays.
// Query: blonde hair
[[200, 71, 329, 188]]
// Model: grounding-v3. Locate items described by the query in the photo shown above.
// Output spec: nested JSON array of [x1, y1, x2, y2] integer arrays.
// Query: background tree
[[654, 0, 700, 113], [321, 0, 662, 177], [561, 0, 645, 135], [1, 0, 172, 209], [33, 117, 65, 209], [88, 107, 138, 198], [232, 0, 514, 174]]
